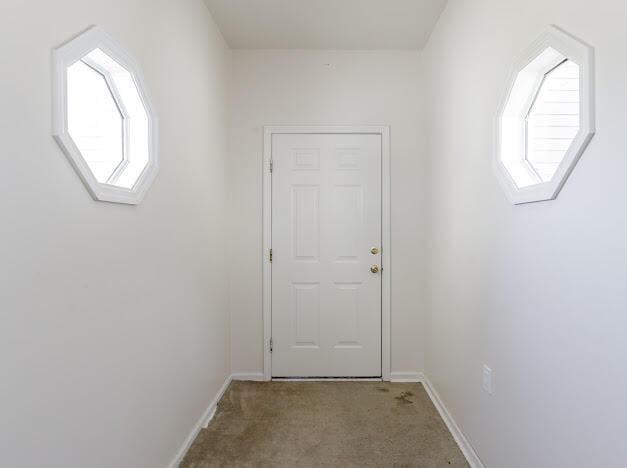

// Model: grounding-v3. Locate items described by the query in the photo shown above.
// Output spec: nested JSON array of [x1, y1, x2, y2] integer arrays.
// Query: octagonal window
[[495, 26, 594, 204], [53, 27, 158, 204]]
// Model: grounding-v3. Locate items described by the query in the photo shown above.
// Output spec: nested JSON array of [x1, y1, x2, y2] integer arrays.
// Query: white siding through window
[[526, 60, 580, 182], [67, 60, 125, 184]]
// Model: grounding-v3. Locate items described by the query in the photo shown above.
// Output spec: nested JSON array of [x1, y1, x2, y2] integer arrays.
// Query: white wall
[[228, 50, 426, 377], [422, 0, 627, 466], [0, 1, 230, 467]]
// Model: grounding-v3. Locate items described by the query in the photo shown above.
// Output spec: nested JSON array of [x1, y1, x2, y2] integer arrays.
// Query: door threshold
[[272, 377, 382, 382]]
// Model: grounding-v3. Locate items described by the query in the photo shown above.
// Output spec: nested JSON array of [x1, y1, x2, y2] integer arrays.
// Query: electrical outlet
[[482, 364, 493, 395]]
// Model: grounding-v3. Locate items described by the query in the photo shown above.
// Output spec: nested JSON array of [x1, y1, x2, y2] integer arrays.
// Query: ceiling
[[203, 0, 448, 50]]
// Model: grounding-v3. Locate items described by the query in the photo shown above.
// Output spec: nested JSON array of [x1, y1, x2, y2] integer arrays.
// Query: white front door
[[271, 133, 382, 377]]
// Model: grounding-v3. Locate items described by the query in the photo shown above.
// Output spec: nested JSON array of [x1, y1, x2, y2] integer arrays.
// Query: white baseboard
[[422, 376, 484, 468], [167, 374, 233, 468], [231, 372, 265, 381], [390, 371, 424, 382], [233, 371, 422, 383]]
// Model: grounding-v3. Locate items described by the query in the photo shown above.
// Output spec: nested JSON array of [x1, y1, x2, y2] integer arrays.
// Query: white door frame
[[263, 125, 391, 381]]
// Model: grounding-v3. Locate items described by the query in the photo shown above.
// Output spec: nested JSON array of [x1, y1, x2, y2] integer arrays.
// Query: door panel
[[271, 133, 382, 377]]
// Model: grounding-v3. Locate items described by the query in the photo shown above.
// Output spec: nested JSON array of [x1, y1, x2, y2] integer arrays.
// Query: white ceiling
[[203, 0, 448, 50]]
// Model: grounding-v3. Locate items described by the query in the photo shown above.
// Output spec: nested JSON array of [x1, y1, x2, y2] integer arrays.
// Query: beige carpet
[[181, 381, 469, 467]]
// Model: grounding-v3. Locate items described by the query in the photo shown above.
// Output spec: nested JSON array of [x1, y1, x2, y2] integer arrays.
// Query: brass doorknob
[[370, 265, 380, 274]]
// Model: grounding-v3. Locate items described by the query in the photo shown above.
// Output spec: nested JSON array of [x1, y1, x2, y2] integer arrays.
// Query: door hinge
[[269, 338, 273, 353], [269, 160, 274, 172], [269, 248, 273, 262]]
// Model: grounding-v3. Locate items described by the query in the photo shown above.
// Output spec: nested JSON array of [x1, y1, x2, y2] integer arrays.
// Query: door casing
[[262, 126, 391, 381]]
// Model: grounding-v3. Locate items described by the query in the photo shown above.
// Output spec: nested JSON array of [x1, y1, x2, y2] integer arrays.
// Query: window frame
[[52, 26, 159, 205], [523, 58, 571, 182], [68, 58, 130, 184], [495, 25, 595, 205]]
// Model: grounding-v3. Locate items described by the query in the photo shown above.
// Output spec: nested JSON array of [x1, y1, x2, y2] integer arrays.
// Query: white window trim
[[262, 126, 392, 381], [495, 25, 595, 205], [52, 26, 159, 205]]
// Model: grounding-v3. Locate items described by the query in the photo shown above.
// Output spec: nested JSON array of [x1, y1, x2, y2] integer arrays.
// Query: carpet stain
[[395, 390, 414, 404]]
